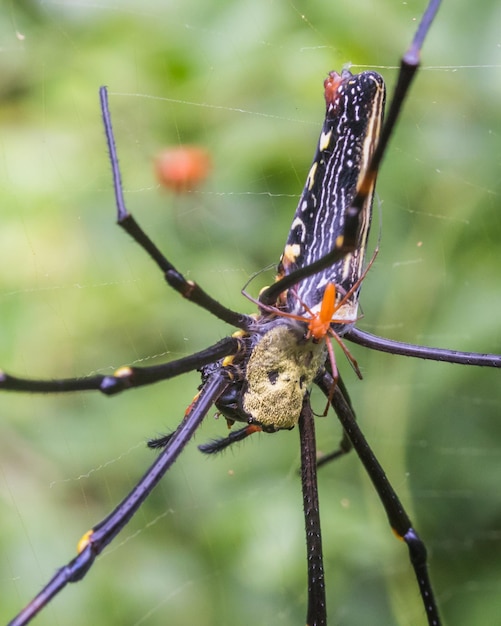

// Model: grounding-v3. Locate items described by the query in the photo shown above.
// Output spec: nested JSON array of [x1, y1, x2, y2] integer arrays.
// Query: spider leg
[[362, 0, 441, 205], [317, 371, 441, 626], [315, 373, 353, 468], [0, 336, 239, 394], [7, 370, 230, 626], [259, 0, 441, 306], [149, 422, 265, 452], [347, 327, 501, 367], [198, 423, 264, 453], [100, 86, 253, 332], [299, 398, 326, 626]]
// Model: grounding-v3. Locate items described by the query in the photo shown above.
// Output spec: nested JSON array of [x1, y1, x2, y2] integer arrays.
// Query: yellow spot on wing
[[307, 162, 318, 190], [319, 129, 332, 152], [283, 243, 301, 265]]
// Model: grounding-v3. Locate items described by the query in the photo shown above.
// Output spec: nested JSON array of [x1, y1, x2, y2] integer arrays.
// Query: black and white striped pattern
[[277, 69, 385, 331]]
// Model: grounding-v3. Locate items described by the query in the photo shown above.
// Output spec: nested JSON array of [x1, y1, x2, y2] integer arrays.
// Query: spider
[[2, 0, 500, 624]]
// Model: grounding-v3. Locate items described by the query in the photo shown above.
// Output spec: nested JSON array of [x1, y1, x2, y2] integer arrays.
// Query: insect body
[[277, 69, 385, 327], [196, 69, 385, 444]]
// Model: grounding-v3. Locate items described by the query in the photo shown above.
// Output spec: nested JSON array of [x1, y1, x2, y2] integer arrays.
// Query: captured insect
[[2, 0, 500, 625]]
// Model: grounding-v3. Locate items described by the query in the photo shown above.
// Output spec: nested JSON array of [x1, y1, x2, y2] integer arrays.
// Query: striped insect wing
[[277, 69, 385, 325]]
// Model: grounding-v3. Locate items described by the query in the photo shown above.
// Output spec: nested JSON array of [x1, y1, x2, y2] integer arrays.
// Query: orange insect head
[[324, 71, 344, 108]]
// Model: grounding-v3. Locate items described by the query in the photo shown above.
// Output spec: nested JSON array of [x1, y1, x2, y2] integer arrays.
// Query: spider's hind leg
[[314, 372, 353, 468]]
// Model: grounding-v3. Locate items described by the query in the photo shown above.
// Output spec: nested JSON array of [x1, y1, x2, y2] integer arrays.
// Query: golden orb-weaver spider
[[0, 1, 500, 624]]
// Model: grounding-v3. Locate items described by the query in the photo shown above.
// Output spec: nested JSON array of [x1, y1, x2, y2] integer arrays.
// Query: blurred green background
[[1, 0, 500, 625]]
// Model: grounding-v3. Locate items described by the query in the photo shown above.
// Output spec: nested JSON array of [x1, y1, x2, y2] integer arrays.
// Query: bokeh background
[[1, 1, 500, 625]]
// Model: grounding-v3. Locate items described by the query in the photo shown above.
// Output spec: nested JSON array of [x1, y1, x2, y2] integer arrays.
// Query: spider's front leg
[[0, 337, 239, 394], [100, 87, 253, 333], [7, 370, 230, 626]]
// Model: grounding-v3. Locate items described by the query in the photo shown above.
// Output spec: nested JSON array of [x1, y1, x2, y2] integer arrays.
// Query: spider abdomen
[[242, 323, 326, 431]]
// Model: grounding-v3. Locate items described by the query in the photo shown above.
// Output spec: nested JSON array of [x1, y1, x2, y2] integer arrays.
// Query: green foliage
[[0, 1, 500, 625]]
